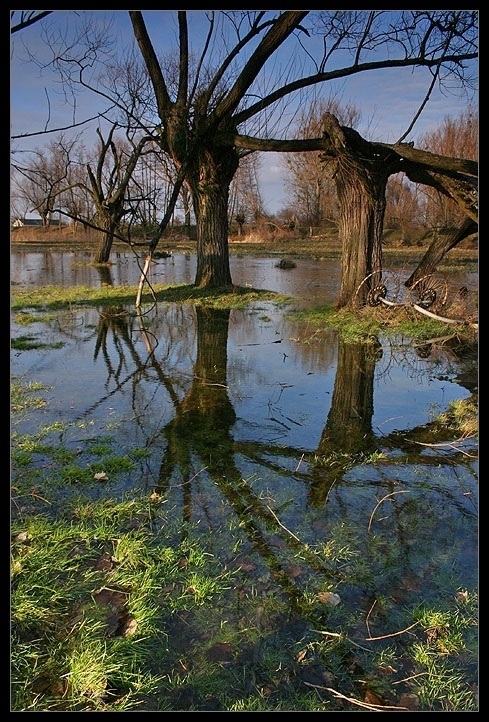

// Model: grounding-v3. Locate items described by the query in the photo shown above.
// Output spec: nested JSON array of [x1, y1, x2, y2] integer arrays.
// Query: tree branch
[[129, 11, 172, 117], [233, 53, 477, 128], [211, 11, 309, 125]]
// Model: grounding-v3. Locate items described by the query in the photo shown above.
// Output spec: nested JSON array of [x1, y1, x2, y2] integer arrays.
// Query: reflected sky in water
[[11, 250, 478, 614]]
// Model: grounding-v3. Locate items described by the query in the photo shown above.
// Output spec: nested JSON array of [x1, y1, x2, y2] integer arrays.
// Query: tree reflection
[[85, 301, 476, 609], [95, 264, 114, 286], [90, 303, 475, 490], [156, 306, 235, 498], [155, 305, 338, 612], [309, 340, 383, 506]]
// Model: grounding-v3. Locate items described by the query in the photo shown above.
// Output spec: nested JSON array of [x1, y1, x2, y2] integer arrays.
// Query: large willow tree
[[13, 11, 477, 302]]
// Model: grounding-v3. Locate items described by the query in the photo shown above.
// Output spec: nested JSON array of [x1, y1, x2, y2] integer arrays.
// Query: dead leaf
[[94, 588, 127, 609], [399, 693, 420, 710], [317, 591, 341, 606], [94, 472, 108, 481], [120, 616, 138, 637], [284, 565, 303, 578], [13, 531, 29, 543], [364, 689, 384, 705], [95, 551, 116, 571]]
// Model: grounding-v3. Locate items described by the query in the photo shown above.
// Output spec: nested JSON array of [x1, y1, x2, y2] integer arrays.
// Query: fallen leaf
[[399, 693, 420, 710], [95, 551, 116, 571], [120, 616, 138, 637], [284, 565, 303, 578], [317, 591, 341, 606], [94, 472, 108, 481], [364, 689, 384, 705], [13, 532, 29, 543]]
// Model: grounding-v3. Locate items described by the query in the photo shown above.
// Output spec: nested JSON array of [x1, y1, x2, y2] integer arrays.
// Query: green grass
[[290, 305, 477, 346], [11, 283, 292, 312]]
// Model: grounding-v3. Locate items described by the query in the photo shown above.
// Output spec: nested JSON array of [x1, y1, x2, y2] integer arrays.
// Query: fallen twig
[[305, 684, 409, 711], [266, 504, 301, 542], [295, 452, 305, 472], [368, 490, 409, 532], [365, 621, 420, 642], [312, 629, 372, 653]]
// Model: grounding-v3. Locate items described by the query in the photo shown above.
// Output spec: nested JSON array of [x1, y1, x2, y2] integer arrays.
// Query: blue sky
[[10, 10, 478, 215]]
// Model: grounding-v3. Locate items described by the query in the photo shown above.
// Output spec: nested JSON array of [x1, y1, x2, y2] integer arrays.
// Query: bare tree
[[12, 134, 82, 226], [319, 114, 477, 307], [12, 10, 477, 301], [385, 174, 424, 246], [129, 10, 476, 291], [229, 153, 264, 233], [82, 126, 153, 262], [58, 142, 95, 235]]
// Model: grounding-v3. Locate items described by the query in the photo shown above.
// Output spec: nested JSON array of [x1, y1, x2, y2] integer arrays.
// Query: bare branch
[[11, 11, 52, 34]]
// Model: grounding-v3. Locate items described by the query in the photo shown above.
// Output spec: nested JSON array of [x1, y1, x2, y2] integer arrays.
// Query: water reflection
[[10, 249, 479, 704], [9, 248, 347, 307], [12, 294, 477, 599]]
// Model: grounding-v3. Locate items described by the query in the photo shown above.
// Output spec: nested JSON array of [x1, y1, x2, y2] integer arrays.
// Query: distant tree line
[[11, 100, 477, 247]]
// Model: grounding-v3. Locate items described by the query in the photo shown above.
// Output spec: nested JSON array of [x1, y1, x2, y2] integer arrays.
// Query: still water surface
[[11, 247, 478, 699]]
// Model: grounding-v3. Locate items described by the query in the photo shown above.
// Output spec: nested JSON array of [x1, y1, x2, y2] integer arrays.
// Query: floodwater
[[11, 247, 478, 706]]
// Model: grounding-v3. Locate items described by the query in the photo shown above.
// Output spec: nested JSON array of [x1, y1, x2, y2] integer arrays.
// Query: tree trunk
[[335, 168, 387, 309], [94, 213, 117, 264], [189, 148, 239, 289], [321, 114, 389, 310], [193, 187, 233, 287]]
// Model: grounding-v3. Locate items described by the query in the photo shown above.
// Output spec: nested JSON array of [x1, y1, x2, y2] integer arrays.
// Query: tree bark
[[94, 212, 118, 264], [321, 114, 391, 309], [188, 147, 239, 288]]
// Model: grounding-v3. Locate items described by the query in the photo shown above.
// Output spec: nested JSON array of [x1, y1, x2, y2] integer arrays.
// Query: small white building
[[11, 218, 43, 228]]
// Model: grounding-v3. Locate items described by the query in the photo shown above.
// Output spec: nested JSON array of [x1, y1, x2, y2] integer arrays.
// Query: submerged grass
[[11, 270, 478, 711], [11, 370, 478, 712]]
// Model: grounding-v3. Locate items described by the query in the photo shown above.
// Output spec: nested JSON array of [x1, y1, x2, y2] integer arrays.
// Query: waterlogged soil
[[11, 246, 478, 711]]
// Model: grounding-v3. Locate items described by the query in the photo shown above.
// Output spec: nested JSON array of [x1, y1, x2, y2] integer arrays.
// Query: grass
[[11, 282, 292, 313], [290, 304, 477, 346], [11, 373, 478, 711]]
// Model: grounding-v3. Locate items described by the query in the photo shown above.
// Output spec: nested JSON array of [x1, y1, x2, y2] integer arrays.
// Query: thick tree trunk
[[321, 114, 389, 310], [193, 187, 233, 288], [189, 148, 239, 288], [335, 170, 387, 309], [94, 212, 117, 264], [94, 233, 114, 264]]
